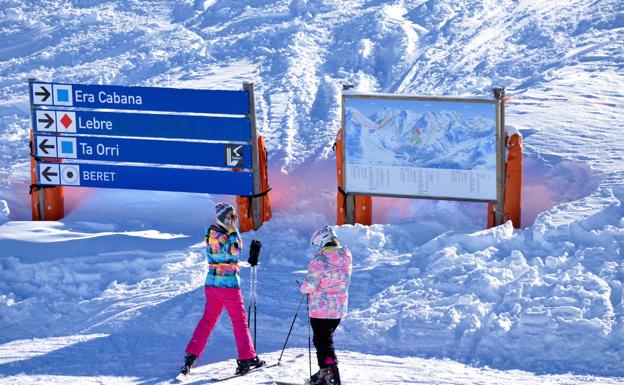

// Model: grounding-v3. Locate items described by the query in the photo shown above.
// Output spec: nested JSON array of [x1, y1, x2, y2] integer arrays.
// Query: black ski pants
[[310, 317, 341, 368]]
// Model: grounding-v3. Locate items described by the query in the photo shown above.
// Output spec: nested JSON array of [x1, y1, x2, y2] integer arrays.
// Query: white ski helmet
[[310, 225, 337, 249]]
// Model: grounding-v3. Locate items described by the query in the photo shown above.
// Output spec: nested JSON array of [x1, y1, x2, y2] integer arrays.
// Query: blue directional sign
[[30, 82, 250, 115], [33, 108, 252, 141], [29, 80, 264, 203], [37, 162, 254, 195], [34, 134, 252, 168]]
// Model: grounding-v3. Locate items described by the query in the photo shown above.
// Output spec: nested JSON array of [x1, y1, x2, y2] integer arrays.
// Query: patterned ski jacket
[[300, 244, 352, 319], [204, 223, 242, 288]]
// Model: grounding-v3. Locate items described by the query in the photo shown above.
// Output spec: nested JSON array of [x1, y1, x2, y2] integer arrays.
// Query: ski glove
[[248, 239, 261, 266]]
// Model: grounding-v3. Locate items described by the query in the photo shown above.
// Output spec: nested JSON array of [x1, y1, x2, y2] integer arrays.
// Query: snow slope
[[3, 348, 624, 385], [1, 0, 624, 384]]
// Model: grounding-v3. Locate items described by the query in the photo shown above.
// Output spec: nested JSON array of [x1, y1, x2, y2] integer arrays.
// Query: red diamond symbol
[[60, 114, 73, 129]]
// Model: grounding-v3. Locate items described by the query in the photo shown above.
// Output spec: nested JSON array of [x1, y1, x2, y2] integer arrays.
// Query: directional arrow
[[35, 86, 51, 102], [38, 113, 55, 129], [42, 166, 58, 182], [38, 138, 55, 155]]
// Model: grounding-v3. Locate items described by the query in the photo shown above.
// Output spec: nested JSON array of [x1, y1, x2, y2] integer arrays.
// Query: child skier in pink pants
[[179, 203, 264, 377]]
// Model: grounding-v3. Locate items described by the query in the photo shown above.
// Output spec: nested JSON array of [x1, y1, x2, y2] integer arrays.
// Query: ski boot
[[309, 369, 323, 385], [323, 364, 341, 385], [180, 352, 197, 376], [235, 356, 265, 375]]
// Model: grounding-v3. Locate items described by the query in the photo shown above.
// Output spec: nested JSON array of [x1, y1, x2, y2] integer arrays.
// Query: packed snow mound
[[343, 185, 624, 375]]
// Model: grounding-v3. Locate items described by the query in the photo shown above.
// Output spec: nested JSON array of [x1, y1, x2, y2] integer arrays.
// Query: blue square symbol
[[57, 89, 69, 102], [61, 141, 73, 154]]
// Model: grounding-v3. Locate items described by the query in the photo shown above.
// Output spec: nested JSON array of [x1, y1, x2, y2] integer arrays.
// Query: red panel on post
[[487, 133, 522, 229], [31, 131, 64, 221], [336, 128, 372, 226], [236, 135, 272, 233], [504, 133, 523, 228], [354, 196, 372, 225], [258, 136, 272, 223]]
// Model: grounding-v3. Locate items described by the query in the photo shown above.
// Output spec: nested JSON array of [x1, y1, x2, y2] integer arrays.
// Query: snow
[[4, 348, 624, 385], [1, 0, 624, 384]]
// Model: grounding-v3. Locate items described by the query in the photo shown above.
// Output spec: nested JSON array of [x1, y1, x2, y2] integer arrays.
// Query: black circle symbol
[[62, 166, 79, 185]]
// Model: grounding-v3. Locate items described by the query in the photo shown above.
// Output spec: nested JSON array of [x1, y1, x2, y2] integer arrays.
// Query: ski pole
[[247, 267, 257, 350], [247, 239, 261, 350], [277, 293, 306, 365], [307, 295, 312, 379], [247, 266, 254, 329], [253, 266, 257, 350]]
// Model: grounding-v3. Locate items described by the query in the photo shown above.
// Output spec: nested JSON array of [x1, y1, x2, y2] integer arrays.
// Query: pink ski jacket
[[300, 244, 352, 319]]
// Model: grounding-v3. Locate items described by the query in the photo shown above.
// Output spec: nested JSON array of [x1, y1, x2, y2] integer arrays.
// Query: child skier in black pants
[[300, 226, 352, 385], [310, 318, 341, 383]]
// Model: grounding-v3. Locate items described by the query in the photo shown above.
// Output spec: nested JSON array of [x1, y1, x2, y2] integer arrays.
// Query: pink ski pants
[[185, 286, 256, 360]]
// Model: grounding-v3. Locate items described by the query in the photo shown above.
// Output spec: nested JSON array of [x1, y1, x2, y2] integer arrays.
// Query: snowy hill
[[1, 0, 624, 384]]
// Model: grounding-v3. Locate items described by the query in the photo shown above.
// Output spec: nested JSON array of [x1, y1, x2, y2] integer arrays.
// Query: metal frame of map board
[[341, 91, 506, 225]]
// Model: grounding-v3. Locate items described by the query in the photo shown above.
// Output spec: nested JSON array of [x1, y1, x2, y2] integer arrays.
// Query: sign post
[[32, 108, 251, 141], [30, 82, 250, 114], [29, 80, 270, 229], [244, 83, 263, 230], [36, 162, 254, 195], [340, 86, 357, 225], [493, 87, 507, 227], [33, 134, 253, 167]]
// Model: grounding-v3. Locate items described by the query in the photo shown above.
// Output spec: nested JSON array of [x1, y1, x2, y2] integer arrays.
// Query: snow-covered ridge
[[343, 186, 624, 374], [1, 1, 620, 171]]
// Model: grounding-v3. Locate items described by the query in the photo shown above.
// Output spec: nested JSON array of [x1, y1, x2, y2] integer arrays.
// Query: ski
[[208, 362, 279, 382], [173, 364, 231, 383], [272, 381, 343, 385]]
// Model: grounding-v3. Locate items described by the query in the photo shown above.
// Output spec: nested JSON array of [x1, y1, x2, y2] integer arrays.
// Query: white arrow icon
[[226, 145, 243, 166]]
